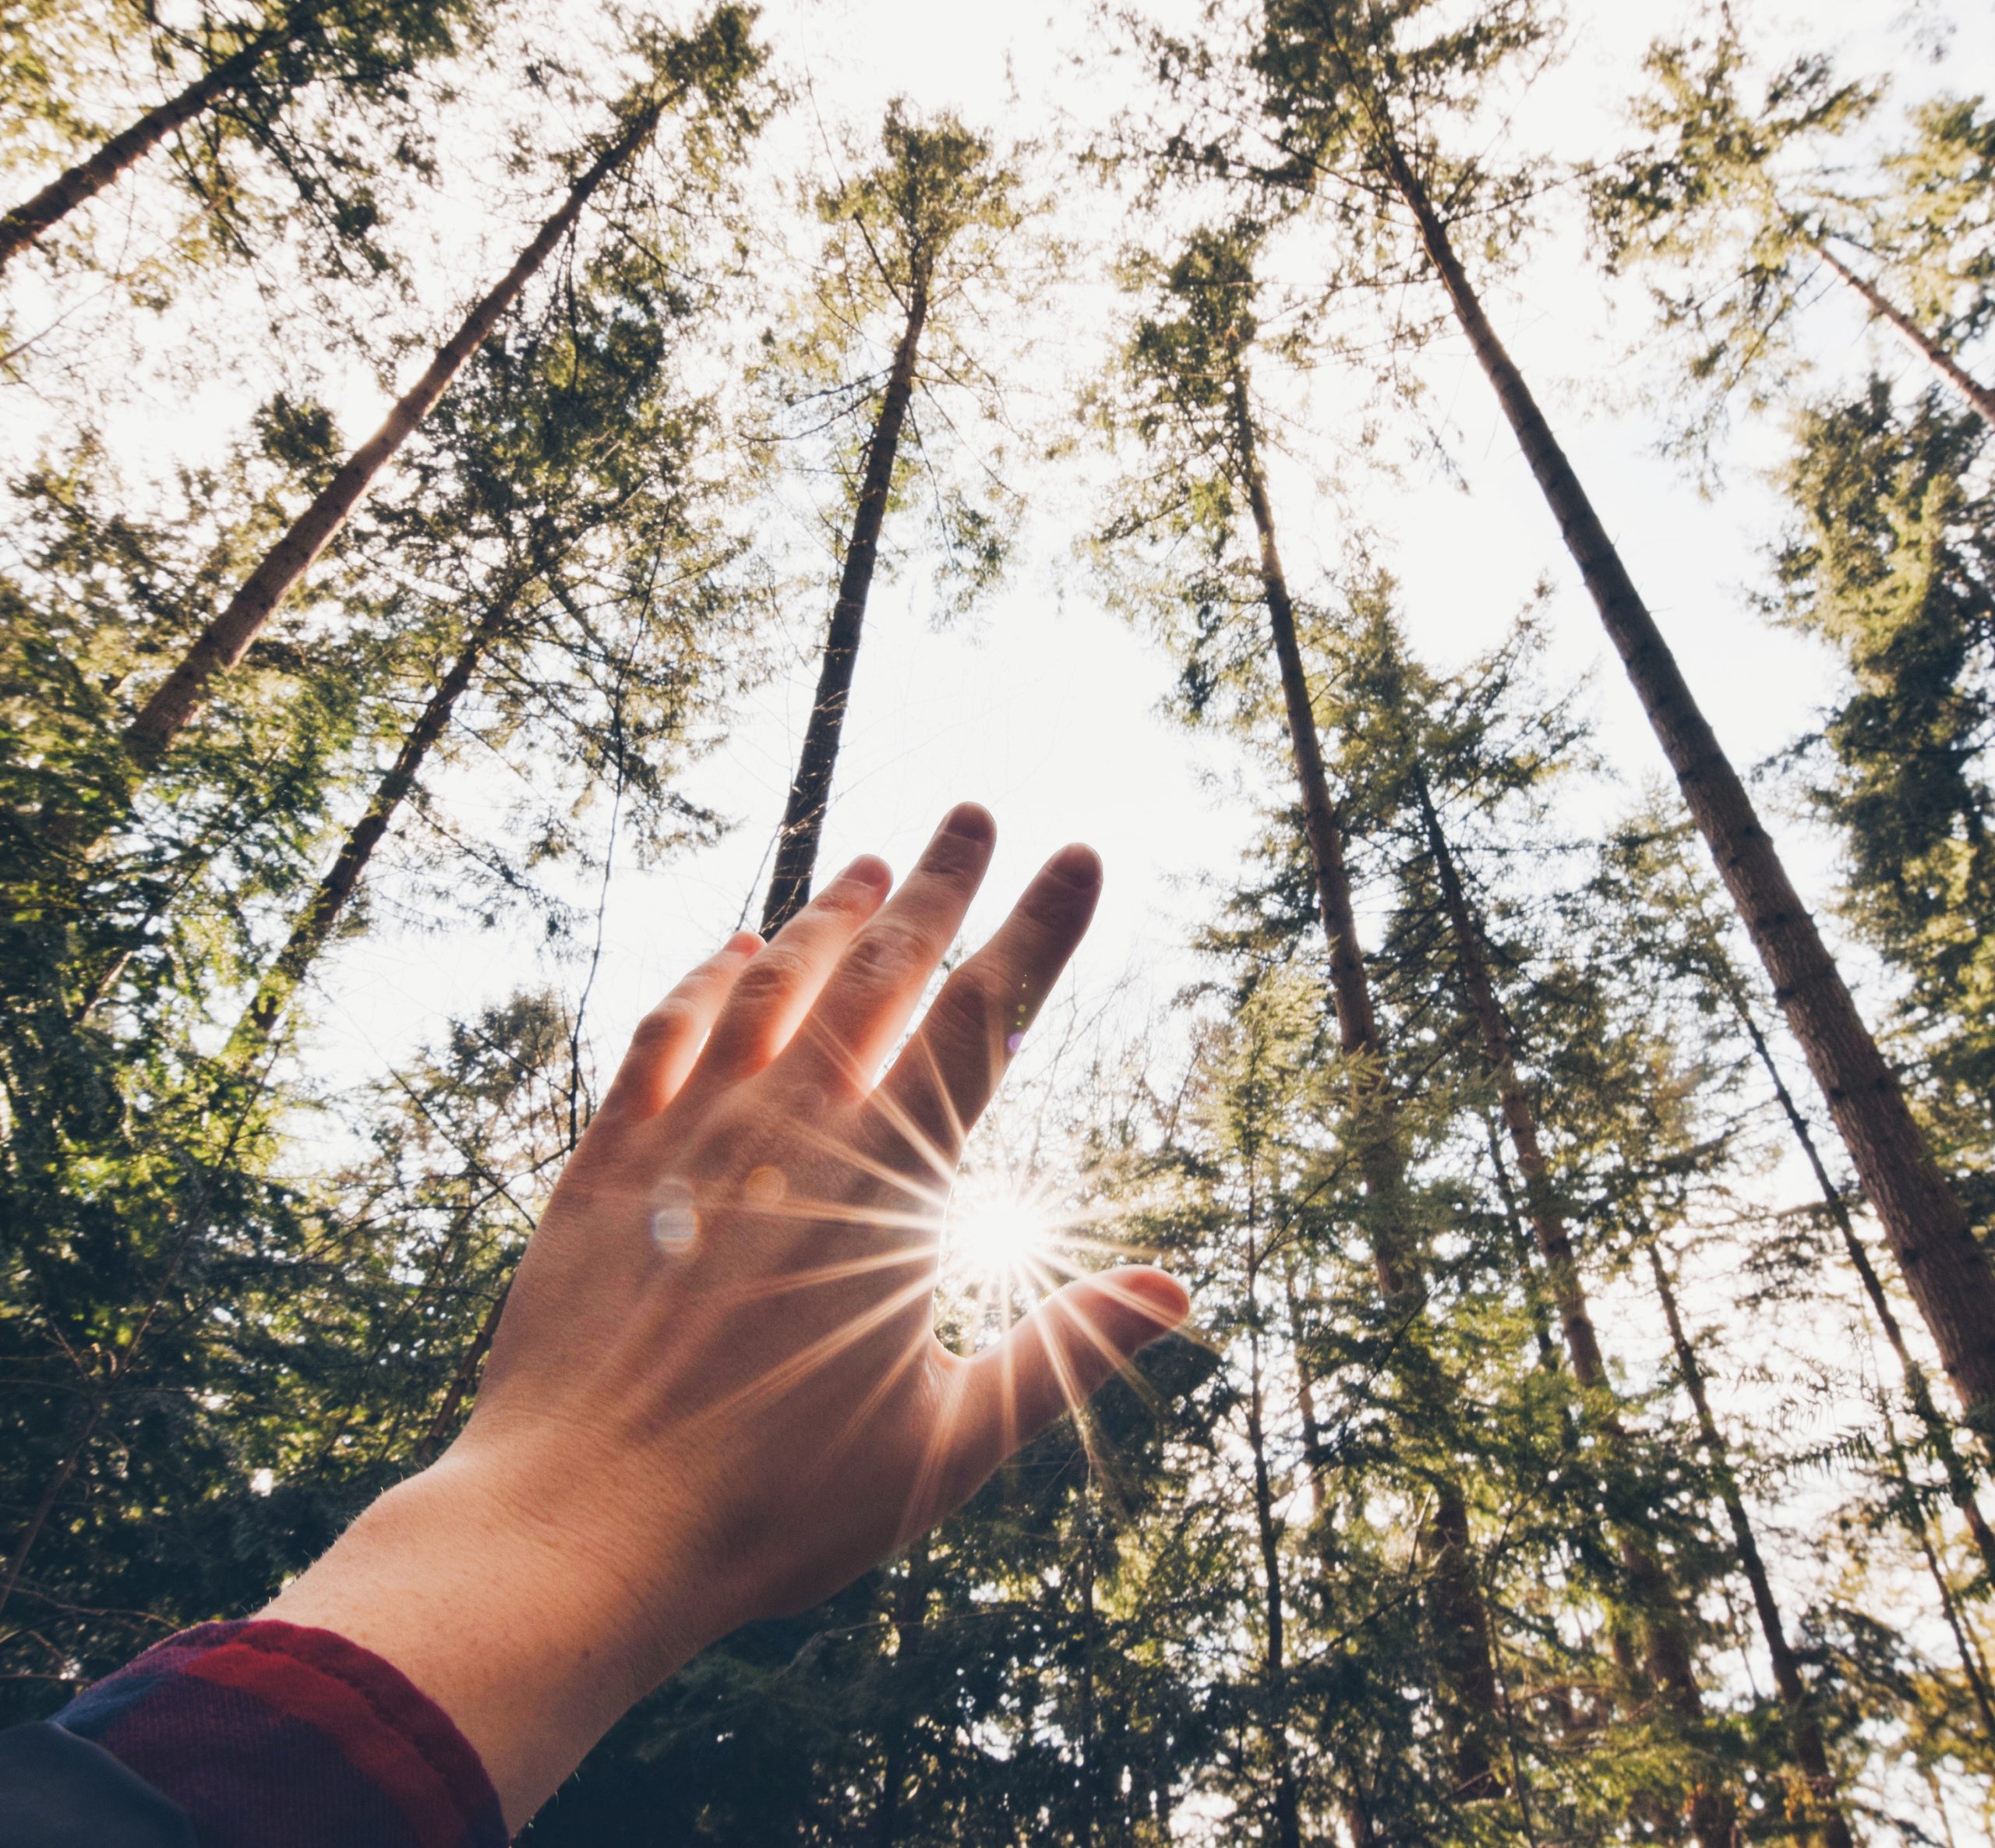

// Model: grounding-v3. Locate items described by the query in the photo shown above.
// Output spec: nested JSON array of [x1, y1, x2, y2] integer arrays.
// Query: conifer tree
[[1643, 1230, 1855, 1848], [1096, 222, 1507, 1802], [224, 240, 754, 1058], [1405, 705, 1725, 1774], [1599, 813, 1995, 1588], [759, 102, 1022, 931], [1312, 601, 1767, 1835], [1132, 0, 1995, 1445], [1774, 383, 1995, 1172], [0, 0, 475, 277], [116, 4, 765, 774], [1591, 26, 1995, 439]]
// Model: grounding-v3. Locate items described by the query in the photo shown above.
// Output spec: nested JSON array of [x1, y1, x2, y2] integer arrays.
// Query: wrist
[[263, 1443, 717, 1828]]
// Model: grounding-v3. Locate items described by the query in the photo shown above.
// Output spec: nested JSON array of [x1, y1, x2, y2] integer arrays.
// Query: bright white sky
[[305, 0, 1994, 1113], [10, 0, 1983, 1101]]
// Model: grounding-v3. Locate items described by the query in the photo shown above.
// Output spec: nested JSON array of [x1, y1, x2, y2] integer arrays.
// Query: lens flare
[[947, 1192, 1054, 1281]]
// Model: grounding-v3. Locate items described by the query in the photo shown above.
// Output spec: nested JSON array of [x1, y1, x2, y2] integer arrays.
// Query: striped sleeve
[[54, 1620, 506, 1848]]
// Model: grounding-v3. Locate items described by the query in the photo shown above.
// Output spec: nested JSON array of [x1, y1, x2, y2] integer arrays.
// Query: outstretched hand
[[266, 804, 1188, 1827]]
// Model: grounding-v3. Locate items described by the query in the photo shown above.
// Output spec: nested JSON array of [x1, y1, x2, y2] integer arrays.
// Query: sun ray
[[824, 1324, 937, 1466], [785, 1115, 955, 1213], [900, 1350, 979, 1541], [862, 1058, 974, 1189], [722, 1244, 934, 1304], [715, 1270, 937, 1418]]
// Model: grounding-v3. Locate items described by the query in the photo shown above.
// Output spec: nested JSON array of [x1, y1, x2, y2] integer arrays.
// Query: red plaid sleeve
[[55, 1620, 507, 1848]]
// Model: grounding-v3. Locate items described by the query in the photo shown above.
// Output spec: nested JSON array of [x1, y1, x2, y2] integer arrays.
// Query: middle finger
[[778, 802, 998, 1097]]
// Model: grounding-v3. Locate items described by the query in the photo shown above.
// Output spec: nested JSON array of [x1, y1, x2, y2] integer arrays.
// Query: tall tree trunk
[[1817, 242, 1995, 431], [1414, 771, 1735, 1838], [1483, 1125, 1565, 1378], [1414, 770, 1610, 1384], [122, 104, 662, 769], [0, 2, 320, 273], [872, 1539, 929, 1848], [1647, 1240, 1856, 1848], [1077, 1469, 1098, 1848], [761, 275, 930, 933], [1282, 1256, 1326, 1518], [1228, 361, 1503, 1800], [1245, 1256, 1305, 1848], [1708, 954, 1995, 1585], [1372, 129, 1995, 1436], [223, 595, 514, 1061]]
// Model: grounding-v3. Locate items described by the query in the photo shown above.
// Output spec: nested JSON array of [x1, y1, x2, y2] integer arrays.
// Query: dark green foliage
[[1777, 385, 1995, 1147]]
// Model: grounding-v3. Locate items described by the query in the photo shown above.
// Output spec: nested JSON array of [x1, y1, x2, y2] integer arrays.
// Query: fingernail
[[724, 930, 762, 956], [1047, 843, 1102, 889], [941, 801, 996, 843]]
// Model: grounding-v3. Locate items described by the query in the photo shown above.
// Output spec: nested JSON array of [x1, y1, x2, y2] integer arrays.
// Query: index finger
[[861, 841, 1102, 1171]]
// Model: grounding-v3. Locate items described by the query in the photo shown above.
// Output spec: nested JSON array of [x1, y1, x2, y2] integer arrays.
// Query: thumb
[[946, 1267, 1190, 1496]]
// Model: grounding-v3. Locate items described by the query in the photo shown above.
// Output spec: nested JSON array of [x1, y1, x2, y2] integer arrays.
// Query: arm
[[260, 803, 1188, 1830]]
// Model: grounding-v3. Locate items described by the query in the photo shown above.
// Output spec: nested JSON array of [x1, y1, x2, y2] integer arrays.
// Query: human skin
[[264, 803, 1191, 1830]]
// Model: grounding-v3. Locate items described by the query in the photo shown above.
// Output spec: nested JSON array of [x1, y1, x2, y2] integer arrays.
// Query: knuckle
[[843, 922, 927, 989], [920, 828, 987, 882], [813, 878, 880, 919], [730, 951, 804, 1009], [933, 963, 1002, 1041], [1017, 875, 1089, 934], [632, 998, 695, 1047]]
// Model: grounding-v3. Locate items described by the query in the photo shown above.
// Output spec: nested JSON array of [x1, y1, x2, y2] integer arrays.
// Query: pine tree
[[224, 238, 756, 1058], [1601, 811, 1995, 1588], [115, 5, 766, 774], [1096, 222, 1508, 1803], [1774, 383, 1995, 1185], [1642, 1231, 1855, 1848], [1132, 0, 1995, 1447], [1313, 601, 1770, 1838], [758, 102, 1024, 931], [1591, 26, 1995, 440], [0, 0, 476, 278]]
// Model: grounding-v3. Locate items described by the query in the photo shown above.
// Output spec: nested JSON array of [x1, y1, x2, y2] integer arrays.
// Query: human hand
[[266, 805, 1188, 1826]]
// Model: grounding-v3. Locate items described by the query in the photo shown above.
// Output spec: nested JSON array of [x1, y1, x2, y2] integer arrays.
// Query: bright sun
[[945, 1185, 1057, 1284]]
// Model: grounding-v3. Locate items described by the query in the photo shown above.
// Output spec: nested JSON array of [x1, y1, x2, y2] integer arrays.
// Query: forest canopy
[[3, 0, 1995, 1841]]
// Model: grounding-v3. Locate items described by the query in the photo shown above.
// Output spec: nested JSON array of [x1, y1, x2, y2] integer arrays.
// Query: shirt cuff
[[55, 1620, 507, 1848]]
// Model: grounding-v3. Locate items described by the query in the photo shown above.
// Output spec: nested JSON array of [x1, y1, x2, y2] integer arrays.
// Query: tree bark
[[0, 2, 319, 273], [1817, 242, 1995, 431], [1415, 769, 1611, 1384], [1375, 132, 1995, 1438], [1414, 771, 1736, 1838], [1245, 1252, 1305, 1848], [1282, 1256, 1326, 1518], [1228, 362, 1502, 1799], [761, 275, 929, 933], [1647, 1241, 1856, 1848], [122, 102, 662, 768], [872, 1539, 929, 1848], [224, 597, 512, 1060]]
